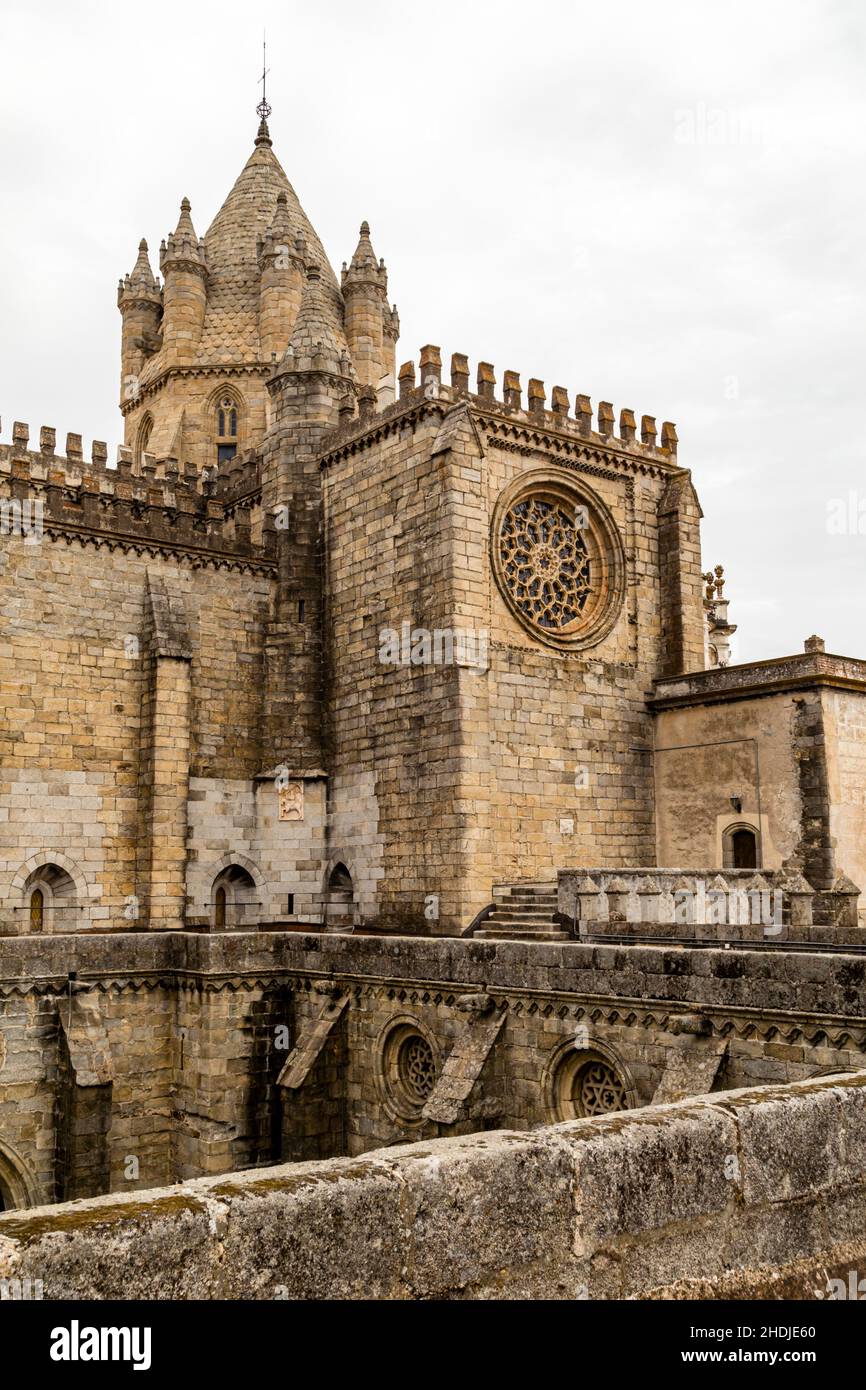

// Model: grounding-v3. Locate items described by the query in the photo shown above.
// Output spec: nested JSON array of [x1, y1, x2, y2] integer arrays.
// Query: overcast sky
[[1, 0, 863, 663]]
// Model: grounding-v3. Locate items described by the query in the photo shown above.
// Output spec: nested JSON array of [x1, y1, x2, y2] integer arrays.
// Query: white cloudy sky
[[1, 0, 863, 663]]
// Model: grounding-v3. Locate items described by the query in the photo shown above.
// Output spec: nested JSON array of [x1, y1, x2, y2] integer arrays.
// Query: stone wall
[[824, 688, 866, 907], [653, 694, 799, 869], [2, 930, 866, 1208], [3, 1070, 866, 1300], [651, 656, 866, 902], [0, 488, 277, 932], [320, 381, 705, 932]]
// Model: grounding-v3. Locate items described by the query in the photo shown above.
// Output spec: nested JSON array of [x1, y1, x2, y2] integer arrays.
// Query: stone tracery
[[499, 495, 592, 631]]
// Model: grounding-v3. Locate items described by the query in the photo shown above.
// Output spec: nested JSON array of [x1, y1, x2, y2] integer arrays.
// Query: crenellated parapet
[[556, 867, 863, 944], [397, 347, 679, 460], [323, 345, 681, 473], [0, 420, 272, 570]]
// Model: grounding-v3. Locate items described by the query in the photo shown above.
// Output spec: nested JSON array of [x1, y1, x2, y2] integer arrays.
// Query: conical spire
[[279, 263, 349, 375], [350, 221, 376, 272], [129, 239, 159, 291], [118, 237, 161, 309], [271, 191, 291, 238], [342, 220, 387, 290], [174, 197, 197, 237], [160, 197, 206, 273], [256, 189, 306, 277]]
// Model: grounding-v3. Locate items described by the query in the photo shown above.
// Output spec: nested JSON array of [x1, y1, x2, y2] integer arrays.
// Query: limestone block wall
[[0, 965, 175, 1208], [479, 441, 698, 884], [823, 688, 866, 907], [325, 771, 385, 923], [0, 774, 114, 933], [171, 977, 290, 1181], [185, 776, 328, 924], [5, 1071, 866, 1300], [651, 661, 866, 900], [322, 405, 479, 932], [2, 931, 866, 1211], [123, 368, 271, 475], [0, 522, 273, 930], [297, 934, 866, 1155], [321, 384, 703, 930], [652, 692, 803, 870]]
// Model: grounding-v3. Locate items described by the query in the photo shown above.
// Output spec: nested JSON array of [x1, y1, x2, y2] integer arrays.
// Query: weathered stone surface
[[3, 1072, 866, 1301]]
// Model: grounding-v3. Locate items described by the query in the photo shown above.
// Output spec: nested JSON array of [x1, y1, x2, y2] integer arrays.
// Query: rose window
[[551, 1046, 630, 1121], [378, 1022, 439, 1123], [397, 1034, 436, 1103], [499, 496, 592, 631], [572, 1060, 627, 1117]]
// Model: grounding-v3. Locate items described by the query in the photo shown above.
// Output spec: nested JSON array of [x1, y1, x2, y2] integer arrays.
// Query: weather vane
[[257, 33, 271, 123]]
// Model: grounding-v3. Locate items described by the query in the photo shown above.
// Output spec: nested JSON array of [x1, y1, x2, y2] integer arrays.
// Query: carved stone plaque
[[279, 781, 304, 822]]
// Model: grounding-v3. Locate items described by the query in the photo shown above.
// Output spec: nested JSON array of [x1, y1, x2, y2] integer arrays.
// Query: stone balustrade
[[557, 867, 863, 944]]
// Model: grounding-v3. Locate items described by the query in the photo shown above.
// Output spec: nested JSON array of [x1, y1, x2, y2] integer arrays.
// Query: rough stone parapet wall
[[319, 369, 681, 479], [3, 1070, 866, 1300], [0, 430, 273, 567], [651, 651, 866, 706], [3, 930, 866, 1208]]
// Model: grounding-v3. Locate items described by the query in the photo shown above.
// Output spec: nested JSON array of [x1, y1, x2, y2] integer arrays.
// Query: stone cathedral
[[0, 106, 864, 1234]]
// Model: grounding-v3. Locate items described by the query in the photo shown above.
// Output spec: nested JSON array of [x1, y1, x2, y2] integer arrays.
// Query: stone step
[[483, 881, 567, 939], [476, 927, 571, 942], [493, 883, 557, 894], [483, 914, 566, 932], [494, 890, 558, 902], [493, 894, 558, 908], [488, 905, 558, 918]]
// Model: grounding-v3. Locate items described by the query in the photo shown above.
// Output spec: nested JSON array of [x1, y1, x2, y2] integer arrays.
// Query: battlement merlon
[[320, 347, 682, 469], [0, 423, 271, 564]]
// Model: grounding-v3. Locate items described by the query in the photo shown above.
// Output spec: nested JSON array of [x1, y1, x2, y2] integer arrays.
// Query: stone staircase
[[475, 882, 570, 941]]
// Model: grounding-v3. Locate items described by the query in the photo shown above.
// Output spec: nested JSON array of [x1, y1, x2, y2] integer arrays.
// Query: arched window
[[215, 393, 240, 466], [547, 1039, 633, 1122], [134, 415, 154, 468], [722, 824, 759, 870], [29, 889, 44, 932], [328, 864, 353, 892], [214, 886, 227, 930], [0, 1139, 40, 1212]]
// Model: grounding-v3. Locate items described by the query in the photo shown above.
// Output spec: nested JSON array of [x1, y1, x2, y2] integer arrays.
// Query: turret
[[265, 262, 356, 494], [257, 191, 306, 364], [158, 198, 208, 365], [262, 263, 356, 770], [341, 222, 398, 396], [117, 240, 162, 405]]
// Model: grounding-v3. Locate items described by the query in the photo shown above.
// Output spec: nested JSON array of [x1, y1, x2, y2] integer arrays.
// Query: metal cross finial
[[257, 34, 271, 123]]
